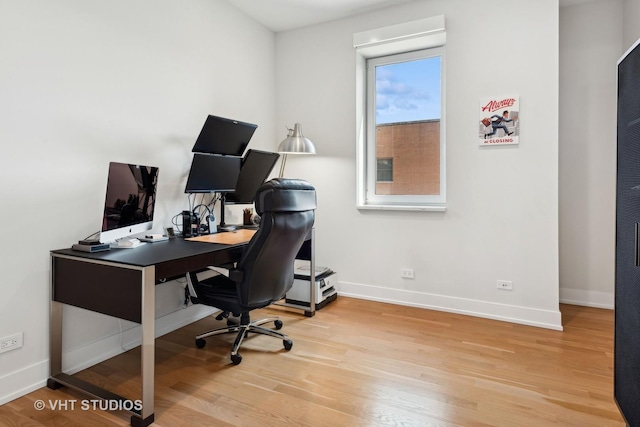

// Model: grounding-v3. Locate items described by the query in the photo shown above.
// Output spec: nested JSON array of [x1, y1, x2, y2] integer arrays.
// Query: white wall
[[0, 0, 275, 404], [623, 0, 640, 50], [276, 0, 562, 329], [559, 0, 622, 308]]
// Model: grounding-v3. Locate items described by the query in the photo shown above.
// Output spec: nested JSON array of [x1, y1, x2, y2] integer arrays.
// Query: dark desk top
[[51, 237, 247, 278]]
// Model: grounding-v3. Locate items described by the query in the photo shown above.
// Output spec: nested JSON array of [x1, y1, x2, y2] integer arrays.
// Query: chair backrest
[[233, 178, 316, 309]]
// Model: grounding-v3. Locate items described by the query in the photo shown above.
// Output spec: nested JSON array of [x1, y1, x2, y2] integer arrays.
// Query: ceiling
[[224, 0, 606, 33], [224, 0, 414, 32]]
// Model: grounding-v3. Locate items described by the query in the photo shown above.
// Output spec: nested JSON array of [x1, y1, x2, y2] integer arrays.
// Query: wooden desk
[[48, 231, 315, 427]]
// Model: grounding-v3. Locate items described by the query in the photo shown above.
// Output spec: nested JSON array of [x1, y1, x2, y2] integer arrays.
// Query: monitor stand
[[112, 238, 145, 248], [217, 193, 237, 232]]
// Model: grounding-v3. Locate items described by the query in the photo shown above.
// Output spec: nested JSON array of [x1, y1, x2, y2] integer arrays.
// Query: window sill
[[356, 203, 446, 212]]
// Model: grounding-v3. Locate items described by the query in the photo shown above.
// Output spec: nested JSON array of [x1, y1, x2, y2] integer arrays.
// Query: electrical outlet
[[0, 332, 23, 354], [497, 280, 513, 290], [401, 268, 415, 279]]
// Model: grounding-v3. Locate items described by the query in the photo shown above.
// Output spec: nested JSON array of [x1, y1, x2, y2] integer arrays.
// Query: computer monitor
[[225, 149, 280, 203], [184, 153, 241, 193], [100, 162, 159, 243], [192, 115, 258, 156]]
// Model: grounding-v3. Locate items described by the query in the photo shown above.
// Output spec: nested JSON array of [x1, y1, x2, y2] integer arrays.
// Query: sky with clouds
[[375, 56, 441, 125]]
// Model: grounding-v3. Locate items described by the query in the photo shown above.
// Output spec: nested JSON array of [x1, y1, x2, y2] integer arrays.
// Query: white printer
[[285, 265, 337, 309]]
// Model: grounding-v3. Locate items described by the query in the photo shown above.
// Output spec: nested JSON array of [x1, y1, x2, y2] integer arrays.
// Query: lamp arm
[[278, 153, 288, 178]]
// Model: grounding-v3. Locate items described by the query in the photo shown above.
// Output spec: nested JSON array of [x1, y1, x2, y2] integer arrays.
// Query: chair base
[[195, 315, 293, 365]]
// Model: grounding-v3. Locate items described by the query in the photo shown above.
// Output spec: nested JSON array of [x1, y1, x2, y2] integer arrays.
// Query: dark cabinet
[[615, 39, 640, 427]]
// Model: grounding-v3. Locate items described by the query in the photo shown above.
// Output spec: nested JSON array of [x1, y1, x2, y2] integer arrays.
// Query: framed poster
[[479, 95, 520, 146]]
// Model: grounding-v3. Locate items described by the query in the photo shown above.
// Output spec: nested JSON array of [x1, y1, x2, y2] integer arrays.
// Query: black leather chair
[[186, 178, 316, 365]]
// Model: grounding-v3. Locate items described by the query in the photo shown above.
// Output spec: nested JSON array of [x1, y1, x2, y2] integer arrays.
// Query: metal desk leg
[[48, 255, 63, 389], [132, 266, 155, 427], [48, 255, 157, 427], [47, 300, 63, 389], [307, 228, 316, 317]]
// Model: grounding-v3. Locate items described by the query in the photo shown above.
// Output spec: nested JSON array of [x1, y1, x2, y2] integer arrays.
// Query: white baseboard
[[0, 360, 49, 407], [338, 280, 563, 331], [0, 305, 216, 406], [559, 287, 614, 309]]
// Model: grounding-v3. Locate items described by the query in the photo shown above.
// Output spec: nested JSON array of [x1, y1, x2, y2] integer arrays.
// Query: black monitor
[[192, 115, 258, 156], [225, 149, 280, 203], [184, 154, 241, 193], [100, 162, 159, 243]]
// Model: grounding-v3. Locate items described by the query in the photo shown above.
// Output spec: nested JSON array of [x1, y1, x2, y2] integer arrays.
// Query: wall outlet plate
[[497, 280, 513, 290], [401, 268, 415, 279], [0, 332, 23, 354]]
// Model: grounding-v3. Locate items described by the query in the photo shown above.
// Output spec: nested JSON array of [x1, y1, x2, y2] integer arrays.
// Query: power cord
[[171, 213, 183, 235], [184, 285, 190, 307], [118, 319, 130, 351]]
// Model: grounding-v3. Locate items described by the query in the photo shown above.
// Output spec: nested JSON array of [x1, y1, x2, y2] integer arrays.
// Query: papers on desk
[[294, 265, 331, 278], [186, 229, 256, 245]]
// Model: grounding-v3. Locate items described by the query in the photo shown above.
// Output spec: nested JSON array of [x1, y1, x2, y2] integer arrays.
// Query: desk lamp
[[277, 123, 316, 178]]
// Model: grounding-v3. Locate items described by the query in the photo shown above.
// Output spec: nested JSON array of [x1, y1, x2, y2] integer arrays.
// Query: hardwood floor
[[0, 298, 626, 426]]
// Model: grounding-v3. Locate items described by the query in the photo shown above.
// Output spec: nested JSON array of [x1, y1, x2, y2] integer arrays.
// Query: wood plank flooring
[[0, 298, 626, 426]]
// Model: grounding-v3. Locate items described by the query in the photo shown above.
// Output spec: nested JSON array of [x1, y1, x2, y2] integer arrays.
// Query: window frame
[[354, 16, 446, 211]]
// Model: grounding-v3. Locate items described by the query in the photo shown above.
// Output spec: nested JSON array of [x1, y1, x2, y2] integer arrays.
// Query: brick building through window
[[375, 119, 440, 195]]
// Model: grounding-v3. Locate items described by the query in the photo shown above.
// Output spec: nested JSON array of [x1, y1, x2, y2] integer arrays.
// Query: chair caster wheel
[[231, 354, 242, 365], [195, 338, 206, 348], [274, 319, 283, 330], [283, 339, 293, 351]]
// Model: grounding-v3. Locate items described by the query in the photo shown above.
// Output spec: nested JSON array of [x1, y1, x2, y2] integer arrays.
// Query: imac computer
[[192, 115, 258, 156], [184, 153, 241, 193], [100, 162, 159, 244], [225, 149, 280, 203]]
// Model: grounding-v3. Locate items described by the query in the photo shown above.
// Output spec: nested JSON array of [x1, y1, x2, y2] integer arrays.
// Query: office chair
[[186, 178, 316, 365]]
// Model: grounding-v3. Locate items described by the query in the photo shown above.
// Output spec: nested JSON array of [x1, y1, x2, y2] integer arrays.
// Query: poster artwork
[[479, 95, 519, 145]]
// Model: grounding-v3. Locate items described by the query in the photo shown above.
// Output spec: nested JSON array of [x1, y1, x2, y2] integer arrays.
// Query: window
[[369, 49, 443, 203], [354, 16, 446, 211], [376, 158, 393, 182]]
